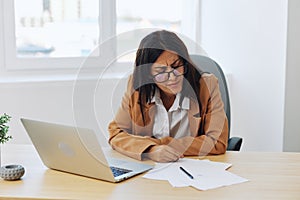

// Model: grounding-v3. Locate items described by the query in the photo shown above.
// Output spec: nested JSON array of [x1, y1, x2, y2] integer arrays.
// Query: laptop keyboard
[[110, 166, 132, 177]]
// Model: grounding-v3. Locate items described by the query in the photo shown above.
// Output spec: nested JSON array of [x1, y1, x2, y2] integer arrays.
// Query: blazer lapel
[[188, 98, 201, 136], [132, 102, 156, 137]]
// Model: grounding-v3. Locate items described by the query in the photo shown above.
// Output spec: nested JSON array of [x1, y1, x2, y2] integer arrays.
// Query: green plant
[[0, 113, 12, 144]]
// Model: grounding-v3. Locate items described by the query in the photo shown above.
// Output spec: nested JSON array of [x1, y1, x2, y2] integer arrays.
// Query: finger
[[150, 147, 175, 162], [159, 152, 178, 162], [164, 145, 183, 159], [151, 146, 181, 162], [162, 148, 181, 162]]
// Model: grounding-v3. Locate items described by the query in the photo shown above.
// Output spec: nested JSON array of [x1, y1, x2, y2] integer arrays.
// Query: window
[[15, 0, 99, 58], [1, 0, 200, 71], [116, 0, 198, 62]]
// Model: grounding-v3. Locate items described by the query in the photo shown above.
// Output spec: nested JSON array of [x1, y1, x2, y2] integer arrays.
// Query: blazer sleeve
[[160, 74, 228, 155], [108, 75, 161, 160]]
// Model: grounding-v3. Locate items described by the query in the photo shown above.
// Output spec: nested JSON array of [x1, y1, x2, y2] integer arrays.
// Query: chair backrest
[[190, 55, 231, 133]]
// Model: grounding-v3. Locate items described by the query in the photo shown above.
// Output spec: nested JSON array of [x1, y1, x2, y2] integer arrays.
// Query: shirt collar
[[151, 89, 190, 111]]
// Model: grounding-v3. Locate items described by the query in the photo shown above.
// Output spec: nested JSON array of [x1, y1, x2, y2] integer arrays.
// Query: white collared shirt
[[152, 89, 191, 139]]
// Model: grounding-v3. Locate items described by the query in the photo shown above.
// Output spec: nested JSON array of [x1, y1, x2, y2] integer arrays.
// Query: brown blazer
[[108, 73, 228, 160]]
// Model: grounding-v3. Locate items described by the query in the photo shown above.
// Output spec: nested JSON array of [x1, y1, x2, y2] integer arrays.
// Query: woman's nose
[[168, 70, 177, 81]]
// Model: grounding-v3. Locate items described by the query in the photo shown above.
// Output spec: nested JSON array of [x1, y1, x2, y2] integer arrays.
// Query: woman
[[108, 30, 228, 162]]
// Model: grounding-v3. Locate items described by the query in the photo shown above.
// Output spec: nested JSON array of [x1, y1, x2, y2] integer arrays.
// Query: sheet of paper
[[143, 158, 248, 190]]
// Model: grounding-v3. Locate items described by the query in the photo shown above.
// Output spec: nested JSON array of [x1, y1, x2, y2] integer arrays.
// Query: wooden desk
[[1, 144, 300, 199]]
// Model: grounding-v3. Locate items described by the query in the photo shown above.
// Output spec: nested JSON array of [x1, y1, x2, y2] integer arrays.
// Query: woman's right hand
[[143, 145, 183, 162]]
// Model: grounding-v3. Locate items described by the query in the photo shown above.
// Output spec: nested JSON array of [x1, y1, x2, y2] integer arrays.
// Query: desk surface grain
[[1, 144, 300, 200]]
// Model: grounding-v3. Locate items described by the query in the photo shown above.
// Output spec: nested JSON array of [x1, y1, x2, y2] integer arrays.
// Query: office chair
[[190, 54, 243, 151]]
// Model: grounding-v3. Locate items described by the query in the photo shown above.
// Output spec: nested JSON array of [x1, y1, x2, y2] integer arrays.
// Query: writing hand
[[143, 145, 184, 162]]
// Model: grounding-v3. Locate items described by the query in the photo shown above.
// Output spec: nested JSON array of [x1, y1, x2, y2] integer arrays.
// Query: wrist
[[142, 145, 155, 160]]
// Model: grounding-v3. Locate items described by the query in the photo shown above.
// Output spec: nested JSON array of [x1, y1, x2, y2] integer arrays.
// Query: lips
[[159, 80, 182, 94], [167, 81, 180, 87]]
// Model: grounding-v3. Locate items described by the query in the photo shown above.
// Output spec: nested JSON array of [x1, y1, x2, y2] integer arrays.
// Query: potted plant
[[0, 113, 12, 167], [0, 113, 12, 144], [0, 114, 25, 180]]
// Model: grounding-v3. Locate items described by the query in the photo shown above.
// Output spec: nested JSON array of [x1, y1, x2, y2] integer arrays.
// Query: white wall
[[0, 77, 127, 147], [200, 0, 288, 151], [1, 0, 292, 152], [0, 80, 73, 144], [283, 0, 300, 152]]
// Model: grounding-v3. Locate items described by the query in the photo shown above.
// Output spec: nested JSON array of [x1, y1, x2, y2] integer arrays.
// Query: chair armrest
[[227, 137, 243, 151]]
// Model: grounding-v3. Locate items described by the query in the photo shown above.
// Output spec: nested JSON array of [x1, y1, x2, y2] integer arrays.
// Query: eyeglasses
[[152, 64, 187, 83]]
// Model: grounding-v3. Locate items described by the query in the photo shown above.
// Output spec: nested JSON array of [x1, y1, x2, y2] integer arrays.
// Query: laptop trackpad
[[107, 157, 151, 173]]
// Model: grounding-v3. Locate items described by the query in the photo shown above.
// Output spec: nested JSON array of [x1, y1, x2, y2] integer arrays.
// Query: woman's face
[[151, 51, 185, 96]]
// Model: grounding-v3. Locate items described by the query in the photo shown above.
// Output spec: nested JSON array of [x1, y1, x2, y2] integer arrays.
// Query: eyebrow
[[153, 66, 168, 71], [154, 58, 182, 69], [170, 58, 182, 66], [153, 59, 183, 73]]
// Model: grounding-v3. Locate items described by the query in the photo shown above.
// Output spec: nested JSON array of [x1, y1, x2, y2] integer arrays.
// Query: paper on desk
[[143, 158, 248, 190]]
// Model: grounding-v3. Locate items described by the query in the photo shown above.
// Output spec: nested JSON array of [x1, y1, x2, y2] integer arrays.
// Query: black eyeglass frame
[[152, 63, 188, 83]]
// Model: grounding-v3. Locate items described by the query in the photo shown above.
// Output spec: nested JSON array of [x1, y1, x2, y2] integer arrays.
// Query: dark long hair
[[133, 30, 202, 124]]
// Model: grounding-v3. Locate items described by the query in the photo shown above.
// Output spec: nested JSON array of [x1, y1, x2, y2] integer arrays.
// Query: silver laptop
[[21, 118, 153, 182]]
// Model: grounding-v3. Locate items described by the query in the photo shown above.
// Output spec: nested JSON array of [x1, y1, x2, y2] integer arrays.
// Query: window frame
[[0, 0, 200, 72], [2, 0, 116, 71]]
